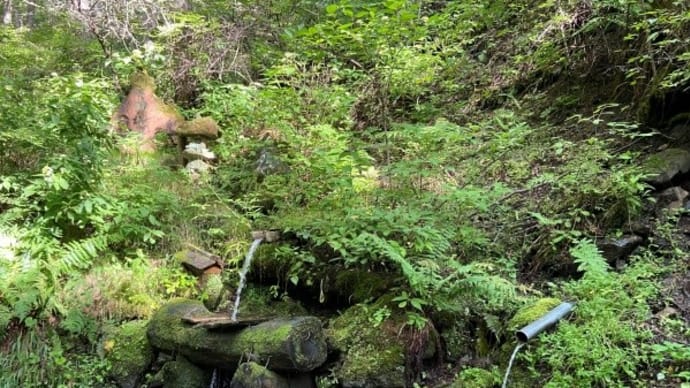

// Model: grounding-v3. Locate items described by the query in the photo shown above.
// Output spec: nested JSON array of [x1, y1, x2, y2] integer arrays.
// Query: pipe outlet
[[516, 302, 574, 342]]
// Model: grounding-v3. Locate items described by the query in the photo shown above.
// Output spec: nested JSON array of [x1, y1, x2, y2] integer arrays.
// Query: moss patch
[[334, 270, 395, 303], [439, 321, 473, 361], [177, 117, 220, 138], [230, 362, 289, 388], [508, 297, 562, 332], [450, 367, 500, 388], [129, 72, 156, 91], [202, 274, 225, 311], [152, 356, 209, 388], [227, 286, 308, 318], [103, 320, 154, 388], [327, 298, 407, 388]]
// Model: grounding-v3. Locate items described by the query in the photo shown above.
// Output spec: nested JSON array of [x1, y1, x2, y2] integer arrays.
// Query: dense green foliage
[[1, 0, 690, 386]]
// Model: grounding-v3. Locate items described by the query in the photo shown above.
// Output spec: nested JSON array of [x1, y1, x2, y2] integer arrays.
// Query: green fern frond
[[56, 235, 108, 273], [570, 239, 609, 278], [59, 308, 89, 335]]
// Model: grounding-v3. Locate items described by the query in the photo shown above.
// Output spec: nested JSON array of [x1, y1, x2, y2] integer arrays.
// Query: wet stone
[[597, 235, 644, 263], [656, 186, 689, 210], [676, 216, 690, 235], [628, 220, 652, 238], [654, 306, 679, 320]]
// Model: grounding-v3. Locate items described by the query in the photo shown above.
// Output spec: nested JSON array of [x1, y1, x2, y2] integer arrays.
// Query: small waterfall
[[231, 238, 263, 321], [209, 368, 218, 388], [501, 342, 525, 388]]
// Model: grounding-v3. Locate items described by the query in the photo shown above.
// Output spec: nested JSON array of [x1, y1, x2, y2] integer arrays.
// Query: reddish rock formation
[[112, 72, 184, 148], [112, 72, 219, 152]]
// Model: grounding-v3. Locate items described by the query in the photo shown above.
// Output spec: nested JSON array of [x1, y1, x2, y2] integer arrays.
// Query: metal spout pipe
[[250, 230, 281, 243], [516, 302, 574, 342]]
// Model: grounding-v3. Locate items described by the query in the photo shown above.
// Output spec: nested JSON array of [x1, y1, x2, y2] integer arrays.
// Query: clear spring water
[[209, 368, 218, 388], [501, 342, 525, 388], [230, 238, 263, 321]]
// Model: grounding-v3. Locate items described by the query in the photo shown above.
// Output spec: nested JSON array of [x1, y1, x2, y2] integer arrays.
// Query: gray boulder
[[597, 235, 644, 264], [641, 148, 690, 185]]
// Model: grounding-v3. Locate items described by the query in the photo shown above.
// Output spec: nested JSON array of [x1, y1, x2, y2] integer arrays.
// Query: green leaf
[[326, 4, 338, 15]]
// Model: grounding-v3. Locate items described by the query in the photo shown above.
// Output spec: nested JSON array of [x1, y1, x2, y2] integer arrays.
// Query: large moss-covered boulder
[[103, 320, 154, 388], [327, 301, 408, 388], [147, 299, 327, 371], [112, 72, 220, 153]]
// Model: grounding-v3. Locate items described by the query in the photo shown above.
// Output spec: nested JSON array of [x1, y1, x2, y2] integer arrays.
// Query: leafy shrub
[[0, 328, 111, 387]]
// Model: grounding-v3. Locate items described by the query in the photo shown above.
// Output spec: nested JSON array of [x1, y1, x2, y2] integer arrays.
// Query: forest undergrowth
[[1, 0, 690, 387]]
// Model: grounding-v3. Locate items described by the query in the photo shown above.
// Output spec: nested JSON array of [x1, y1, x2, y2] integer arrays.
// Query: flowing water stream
[[501, 342, 525, 388], [231, 237, 263, 321], [209, 368, 218, 388]]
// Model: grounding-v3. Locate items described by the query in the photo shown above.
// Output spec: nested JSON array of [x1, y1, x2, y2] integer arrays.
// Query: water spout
[[231, 238, 263, 321], [251, 230, 280, 243], [516, 302, 574, 342], [501, 302, 575, 387]]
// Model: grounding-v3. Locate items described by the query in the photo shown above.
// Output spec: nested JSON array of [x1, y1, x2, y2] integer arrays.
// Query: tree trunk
[[2, 0, 12, 25], [147, 299, 328, 372], [25, 1, 35, 28]]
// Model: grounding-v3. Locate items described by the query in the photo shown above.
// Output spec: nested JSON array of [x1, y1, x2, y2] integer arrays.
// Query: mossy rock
[[202, 273, 225, 311], [250, 247, 395, 305], [439, 323, 472, 361], [151, 356, 210, 388], [334, 270, 396, 304], [172, 249, 192, 264], [507, 297, 562, 332], [177, 117, 220, 138], [230, 361, 289, 388], [327, 299, 408, 388], [147, 299, 327, 371], [640, 148, 690, 185], [130, 72, 156, 91], [103, 320, 154, 388], [248, 244, 285, 279], [224, 286, 308, 318], [158, 101, 185, 123], [450, 367, 500, 388]]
